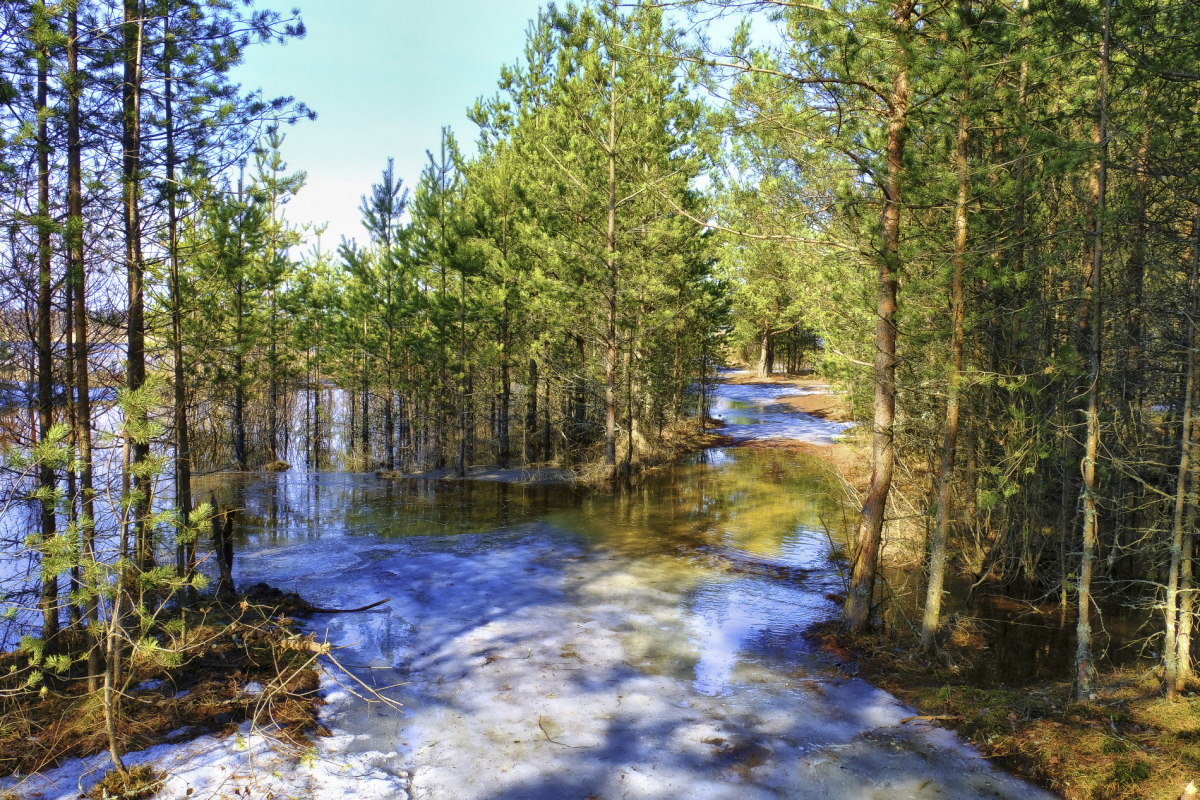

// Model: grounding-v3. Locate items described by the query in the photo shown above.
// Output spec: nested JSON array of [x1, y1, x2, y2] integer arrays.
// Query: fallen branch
[[303, 598, 390, 614], [242, 582, 389, 615], [900, 714, 961, 724]]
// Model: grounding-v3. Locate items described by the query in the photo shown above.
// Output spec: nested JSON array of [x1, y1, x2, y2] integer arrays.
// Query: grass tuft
[[88, 764, 164, 800]]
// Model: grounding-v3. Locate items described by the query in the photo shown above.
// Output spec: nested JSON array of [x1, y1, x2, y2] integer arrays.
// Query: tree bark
[[1167, 199, 1200, 697], [123, 0, 153, 573], [603, 58, 619, 478], [499, 301, 512, 468], [361, 316, 370, 466], [526, 358, 539, 463], [233, 284, 247, 470], [1074, 0, 1109, 700], [67, 4, 101, 690], [163, 12, 194, 584], [756, 324, 772, 379], [34, 23, 58, 646], [921, 100, 969, 652], [844, 0, 912, 634]]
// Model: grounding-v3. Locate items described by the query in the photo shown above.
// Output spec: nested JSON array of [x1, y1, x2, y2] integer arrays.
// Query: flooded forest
[[2, 1, 1200, 798]]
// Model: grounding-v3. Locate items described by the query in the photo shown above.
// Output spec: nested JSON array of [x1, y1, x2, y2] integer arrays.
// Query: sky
[[234, 0, 548, 250]]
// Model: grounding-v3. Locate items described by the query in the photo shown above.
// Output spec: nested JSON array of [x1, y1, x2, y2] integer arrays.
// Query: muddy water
[[196, 381, 1053, 800]]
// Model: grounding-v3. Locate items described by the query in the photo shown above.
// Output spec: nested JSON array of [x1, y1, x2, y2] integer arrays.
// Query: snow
[[0, 695, 411, 800]]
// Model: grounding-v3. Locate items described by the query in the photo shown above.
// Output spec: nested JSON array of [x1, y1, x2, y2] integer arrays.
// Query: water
[[176, 376, 1051, 800], [710, 381, 851, 443]]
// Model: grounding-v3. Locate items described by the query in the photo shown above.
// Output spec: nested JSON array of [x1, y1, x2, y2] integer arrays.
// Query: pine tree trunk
[[526, 358, 539, 463], [269, 339, 279, 460], [603, 59, 619, 477], [756, 325, 772, 379], [844, 0, 911, 634], [1074, 0, 1109, 700], [361, 317, 370, 466], [543, 373, 553, 463], [35, 32, 58, 646], [1166, 200, 1200, 697], [572, 335, 587, 450], [67, 5, 101, 690], [233, 286, 248, 470], [313, 358, 323, 468], [64, 255, 80, 630], [123, 0, 152, 573], [499, 305, 511, 468], [1177, 510, 1195, 691], [921, 103, 969, 652], [164, 18, 194, 583]]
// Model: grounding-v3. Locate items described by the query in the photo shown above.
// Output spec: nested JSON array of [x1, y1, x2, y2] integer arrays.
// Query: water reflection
[[201, 446, 847, 696], [211, 447, 1053, 799]]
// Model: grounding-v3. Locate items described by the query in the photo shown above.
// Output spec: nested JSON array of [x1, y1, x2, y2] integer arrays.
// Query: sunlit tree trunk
[[844, 0, 912, 634], [603, 58, 619, 478], [163, 12, 194, 583], [1167, 199, 1200, 697], [123, 0, 153, 573], [756, 324, 772, 379], [66, 3, 101, 690]]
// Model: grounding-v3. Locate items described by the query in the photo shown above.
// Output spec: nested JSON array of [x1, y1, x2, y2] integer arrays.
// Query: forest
[[2, 0, 1200, 798]]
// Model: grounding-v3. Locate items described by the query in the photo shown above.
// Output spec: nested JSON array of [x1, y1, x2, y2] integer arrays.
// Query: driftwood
[[242, 582, 388, 616]]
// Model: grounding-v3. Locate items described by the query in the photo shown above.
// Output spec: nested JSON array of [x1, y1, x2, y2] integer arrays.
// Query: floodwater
[[180, 378, 1053, 800]]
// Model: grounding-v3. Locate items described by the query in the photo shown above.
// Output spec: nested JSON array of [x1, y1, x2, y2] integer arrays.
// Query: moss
[[1100, 735, 1132, 754], [1174, 727, 1200, 742], [1087, 759, 1151, 799]]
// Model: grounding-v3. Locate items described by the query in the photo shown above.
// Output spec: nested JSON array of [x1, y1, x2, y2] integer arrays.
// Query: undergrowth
[[0, 593, 325, 780]]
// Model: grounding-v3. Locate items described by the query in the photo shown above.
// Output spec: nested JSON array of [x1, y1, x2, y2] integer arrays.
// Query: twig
[[538, 717, 586, 748]]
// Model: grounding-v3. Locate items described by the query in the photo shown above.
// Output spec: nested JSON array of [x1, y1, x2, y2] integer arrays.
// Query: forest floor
[[0, 593, 339, 799], [764, 368, 1200, 800], [810, 622, 1200, 800]]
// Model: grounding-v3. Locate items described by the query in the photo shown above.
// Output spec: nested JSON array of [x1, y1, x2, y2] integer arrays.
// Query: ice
[[221, 526, 1053, 800]]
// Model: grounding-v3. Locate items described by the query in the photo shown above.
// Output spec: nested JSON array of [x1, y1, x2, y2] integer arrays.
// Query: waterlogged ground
[[711, 378, 850, 444], [3, 377, 1055, 799]]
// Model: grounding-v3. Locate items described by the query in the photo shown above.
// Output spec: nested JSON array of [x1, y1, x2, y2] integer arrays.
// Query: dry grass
[[575, 419, 736, 489], [0, 597, 325, 779], [809, 623, 1200, 800], [87, 764, 164, 800]]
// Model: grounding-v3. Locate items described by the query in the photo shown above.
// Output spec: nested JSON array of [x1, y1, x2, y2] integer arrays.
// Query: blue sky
[[235, 0, 548, 249]]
